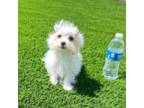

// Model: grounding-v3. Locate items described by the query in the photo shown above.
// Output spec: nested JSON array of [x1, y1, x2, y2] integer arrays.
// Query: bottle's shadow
[[119, 71, 126, 79], [75, 65, 103, 97]]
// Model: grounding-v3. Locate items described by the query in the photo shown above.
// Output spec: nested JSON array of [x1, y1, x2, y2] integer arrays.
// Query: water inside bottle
[[103, 58, 120, 80]]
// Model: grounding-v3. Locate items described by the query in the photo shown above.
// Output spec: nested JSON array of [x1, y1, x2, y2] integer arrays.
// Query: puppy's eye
[[69, 36, 74, 41], [58, 35, 61, 38]]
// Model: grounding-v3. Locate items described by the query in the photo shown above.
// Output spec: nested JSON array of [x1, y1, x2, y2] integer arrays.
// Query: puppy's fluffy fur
[[43, 20, 84, 90]]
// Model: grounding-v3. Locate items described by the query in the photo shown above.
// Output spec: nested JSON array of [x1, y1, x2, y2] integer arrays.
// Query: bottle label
[[106, 50, 123, 61]]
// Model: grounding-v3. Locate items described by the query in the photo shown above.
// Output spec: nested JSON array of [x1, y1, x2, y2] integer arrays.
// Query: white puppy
[[43, 20, 84, 90]]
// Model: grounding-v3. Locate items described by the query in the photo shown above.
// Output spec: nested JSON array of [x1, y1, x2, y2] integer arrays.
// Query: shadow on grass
[[119, 71, 126, 79], [75, 65, 103, 97]]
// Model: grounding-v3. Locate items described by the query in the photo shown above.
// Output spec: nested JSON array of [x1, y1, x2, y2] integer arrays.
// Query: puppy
[[43, 20, 84, 90]]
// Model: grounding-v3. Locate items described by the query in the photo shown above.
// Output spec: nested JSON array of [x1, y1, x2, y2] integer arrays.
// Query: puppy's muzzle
[[61, 42, 66, 49]]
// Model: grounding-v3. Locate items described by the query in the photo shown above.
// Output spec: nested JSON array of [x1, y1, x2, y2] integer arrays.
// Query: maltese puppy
[[43, 20, 84, 90]]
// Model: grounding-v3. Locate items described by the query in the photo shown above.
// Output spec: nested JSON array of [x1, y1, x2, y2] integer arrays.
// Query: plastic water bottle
[[103, 33, 124, 80]]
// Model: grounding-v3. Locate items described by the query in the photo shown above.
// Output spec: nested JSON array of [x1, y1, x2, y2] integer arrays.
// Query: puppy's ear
[[75, 30, 80, 37], [75, 31, 84, 48], [54, 20, 64, 32]]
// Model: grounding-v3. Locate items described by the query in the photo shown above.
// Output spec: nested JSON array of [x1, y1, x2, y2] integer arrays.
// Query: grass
[[18, 0, 126, 107]]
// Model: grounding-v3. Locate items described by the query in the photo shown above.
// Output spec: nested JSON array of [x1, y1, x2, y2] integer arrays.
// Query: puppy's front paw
[[63, 84, 73, 91], [50, 78, 58, 85]]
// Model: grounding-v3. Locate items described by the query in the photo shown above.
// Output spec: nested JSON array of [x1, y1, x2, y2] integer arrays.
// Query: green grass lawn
[[18, 0, 126, 107]]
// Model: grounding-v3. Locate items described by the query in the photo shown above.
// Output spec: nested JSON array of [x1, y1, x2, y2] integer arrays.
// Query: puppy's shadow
[[75, 65, 103, 97]]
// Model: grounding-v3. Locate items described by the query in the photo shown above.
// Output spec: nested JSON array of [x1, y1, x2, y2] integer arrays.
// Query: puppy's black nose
[[61, 42, 66, 46]]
